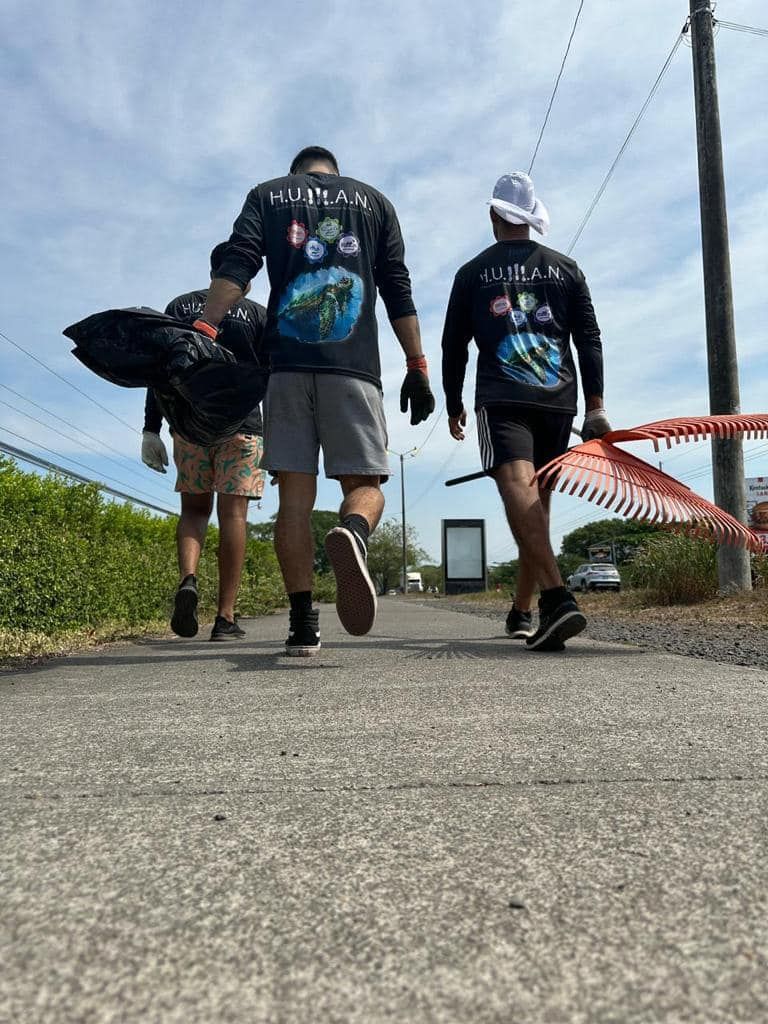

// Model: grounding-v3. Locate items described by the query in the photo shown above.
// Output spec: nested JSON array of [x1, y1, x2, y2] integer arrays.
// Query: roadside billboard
[[746, 476, 768, 550], [442, 519, 487, 595]]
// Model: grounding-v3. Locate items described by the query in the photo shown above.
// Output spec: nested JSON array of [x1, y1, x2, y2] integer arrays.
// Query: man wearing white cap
[[441, 171, 611, 651]]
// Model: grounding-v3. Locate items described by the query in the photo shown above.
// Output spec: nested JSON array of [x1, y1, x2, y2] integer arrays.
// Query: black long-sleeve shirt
[[143, 289, 266, 436], [441, 241, 603, 416], [213, 172, 417, 389]]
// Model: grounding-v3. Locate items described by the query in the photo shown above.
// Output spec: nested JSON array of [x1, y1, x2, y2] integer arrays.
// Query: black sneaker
[[210, 615, 246, 642], [171, 574, 198, 638], [505, 606, 535, 639], [324, 527, 377, 636], [285, 609, 321, 657], [526, 595, 586, 652]]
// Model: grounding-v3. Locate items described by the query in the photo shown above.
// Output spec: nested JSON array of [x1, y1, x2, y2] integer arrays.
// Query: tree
[[418, 564, 443, 591], [560, 518, 661, 564], [367, 518, 426, 594], [248, 510, 340, 574], [488, 559, 519, 590]]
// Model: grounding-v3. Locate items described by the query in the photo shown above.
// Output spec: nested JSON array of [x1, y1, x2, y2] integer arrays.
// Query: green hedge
[[0, 457, 287, 643]]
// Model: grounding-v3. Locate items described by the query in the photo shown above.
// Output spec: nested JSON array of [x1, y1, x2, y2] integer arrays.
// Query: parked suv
[[567, 563, 621, 593]]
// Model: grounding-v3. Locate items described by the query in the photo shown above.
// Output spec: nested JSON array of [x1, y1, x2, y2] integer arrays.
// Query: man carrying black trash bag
[[190, 146, 434, 656], [141, 243, 267, 642]]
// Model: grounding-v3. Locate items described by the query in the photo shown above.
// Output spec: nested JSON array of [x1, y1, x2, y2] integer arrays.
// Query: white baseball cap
[[488, 172, 550, 235]]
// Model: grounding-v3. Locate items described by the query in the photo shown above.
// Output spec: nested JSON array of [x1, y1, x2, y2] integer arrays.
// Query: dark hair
[[209, 242, 229, 275], [289, 146, 339, 175]]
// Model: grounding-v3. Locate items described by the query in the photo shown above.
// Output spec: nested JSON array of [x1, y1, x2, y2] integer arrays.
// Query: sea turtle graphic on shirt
[[281, 276, 355, 340]]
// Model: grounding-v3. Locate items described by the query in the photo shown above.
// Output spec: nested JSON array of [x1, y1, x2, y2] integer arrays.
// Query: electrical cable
[[0, 327, 138, 433], [0, 382, 149, 465], [566, 30, 685, 254], [411, 403, 446, 455], [0, 425, 171, 506], [528, 0, 585, 175], [406, 422, 476, 512], [0, 396, 170, 496], [0, 440, 175, 517], [717, 19, 768, 39]]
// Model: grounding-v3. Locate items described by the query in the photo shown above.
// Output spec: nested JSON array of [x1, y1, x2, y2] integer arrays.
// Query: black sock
[[342, 514, 370, 554], [540, 585, 570, 610], [289, 591, 313, 614]]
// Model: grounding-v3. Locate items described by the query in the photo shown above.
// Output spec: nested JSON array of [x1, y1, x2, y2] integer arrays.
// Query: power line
[[0, 395, 170, 496], [0, 381, 148, 465], [0, 425, 171, 508], [566, 29, 685, 254], [0, 440, 175, 517], [0, 327, 138, 433], [528, 0, 585, 175], [717, 19, 768, 39], [406, 422, 476, 512], [412, 402, 446, 455]]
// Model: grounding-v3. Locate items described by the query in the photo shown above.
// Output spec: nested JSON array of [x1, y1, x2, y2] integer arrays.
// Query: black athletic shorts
[[476, 404, 574, 472]]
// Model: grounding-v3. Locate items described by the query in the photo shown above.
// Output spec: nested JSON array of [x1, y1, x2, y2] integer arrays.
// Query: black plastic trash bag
[[63, 307, 268, 446]]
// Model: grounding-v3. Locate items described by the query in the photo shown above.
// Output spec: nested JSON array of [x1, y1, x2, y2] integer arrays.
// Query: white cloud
[[1, 0, 766, 561]]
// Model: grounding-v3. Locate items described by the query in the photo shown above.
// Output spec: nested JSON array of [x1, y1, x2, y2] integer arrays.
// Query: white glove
[[580, 408, 613, 441], [141, 431, 169, 473]]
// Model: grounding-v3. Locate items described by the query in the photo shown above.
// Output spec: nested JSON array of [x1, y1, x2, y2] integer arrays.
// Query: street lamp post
[[389, 447, 417, 593]]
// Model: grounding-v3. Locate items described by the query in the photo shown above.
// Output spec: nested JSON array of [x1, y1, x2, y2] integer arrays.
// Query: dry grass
[[0, 620, 169, 669], [451, 587, 768, 629]]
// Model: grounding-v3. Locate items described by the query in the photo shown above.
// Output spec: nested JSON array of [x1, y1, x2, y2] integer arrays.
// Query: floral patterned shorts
[[173, 433, 264, 498]]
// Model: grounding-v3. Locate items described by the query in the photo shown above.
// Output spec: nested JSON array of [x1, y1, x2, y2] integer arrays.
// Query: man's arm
[[372, 203, 433, 423], [199, 278, 246, 329], [441, 272, 473, 438], [143, 388, 164, 434], [570, 267, 610, 436], [373, 203, 418, 323], [199, 189, 265, 329], [391, 314, 423, 360]]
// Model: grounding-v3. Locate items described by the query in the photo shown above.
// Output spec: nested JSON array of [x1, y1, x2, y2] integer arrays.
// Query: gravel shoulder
[[436, 591, 768, 670]]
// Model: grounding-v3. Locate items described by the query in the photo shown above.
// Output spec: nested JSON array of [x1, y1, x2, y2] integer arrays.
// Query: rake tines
[[535, 439, 763, 551], [603, 413, 768, 451]]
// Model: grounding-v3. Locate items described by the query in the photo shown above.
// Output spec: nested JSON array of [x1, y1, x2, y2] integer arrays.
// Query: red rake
[[534, 414, 768, 552]]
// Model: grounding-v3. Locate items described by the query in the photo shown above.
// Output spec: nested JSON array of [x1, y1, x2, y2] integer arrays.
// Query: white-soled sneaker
[[285, 609, 321, 657], [324, 527, 377, 636]]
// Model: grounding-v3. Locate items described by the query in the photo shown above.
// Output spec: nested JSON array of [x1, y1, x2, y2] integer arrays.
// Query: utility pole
[[390, 447, 417, 592], [689, 0, 751, 591]]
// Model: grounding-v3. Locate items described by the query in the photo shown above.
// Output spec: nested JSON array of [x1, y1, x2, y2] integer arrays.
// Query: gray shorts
[[262, 372, 390, 480]]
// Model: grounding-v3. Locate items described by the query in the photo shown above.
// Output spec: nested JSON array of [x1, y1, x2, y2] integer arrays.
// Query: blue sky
[[1, 0, 767, 565]]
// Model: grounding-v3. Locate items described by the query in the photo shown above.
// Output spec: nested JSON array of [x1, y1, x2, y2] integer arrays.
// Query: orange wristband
[[406, 355, 428, 372], [192, 319, 218, 340]]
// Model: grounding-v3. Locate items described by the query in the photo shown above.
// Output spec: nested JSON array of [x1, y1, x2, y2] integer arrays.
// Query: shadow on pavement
[[6, 635, 645, 678]]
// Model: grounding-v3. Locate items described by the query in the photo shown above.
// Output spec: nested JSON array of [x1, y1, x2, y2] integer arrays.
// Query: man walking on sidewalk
[[191, 147, 434, 656], [141, 243, 267, 641], [441, 172, 610, 651]]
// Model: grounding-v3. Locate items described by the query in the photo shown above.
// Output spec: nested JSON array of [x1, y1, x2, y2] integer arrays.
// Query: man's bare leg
[[276, 472, 321, 656], [495, 462, 561, 589], [513, 487, 552, 611], [495, 461, 585, 650], [274, 472, 317, 593], [324, 475, 383, 636], [171, 492, 213, 637], [339, 475, 385, 532], [177, 492, 214, 579], [215, 492, 249, 622]]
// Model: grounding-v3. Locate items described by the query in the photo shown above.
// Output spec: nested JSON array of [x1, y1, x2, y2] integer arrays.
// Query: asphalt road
[[1, 599, 766, 1024]]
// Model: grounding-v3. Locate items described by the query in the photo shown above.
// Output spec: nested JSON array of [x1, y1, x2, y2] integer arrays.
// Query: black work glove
[[400, 368, 435, 425], [580, 408, 613, 441]]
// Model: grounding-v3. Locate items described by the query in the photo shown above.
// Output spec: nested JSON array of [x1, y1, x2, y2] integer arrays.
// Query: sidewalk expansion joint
[[14, 772, 768, 802]]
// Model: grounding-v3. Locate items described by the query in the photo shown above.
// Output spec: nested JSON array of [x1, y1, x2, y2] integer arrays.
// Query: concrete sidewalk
[[1, 599, 766, 1023]]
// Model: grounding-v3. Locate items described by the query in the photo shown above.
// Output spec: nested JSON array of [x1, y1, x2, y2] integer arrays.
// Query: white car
[[567, 563, 621, 593]]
